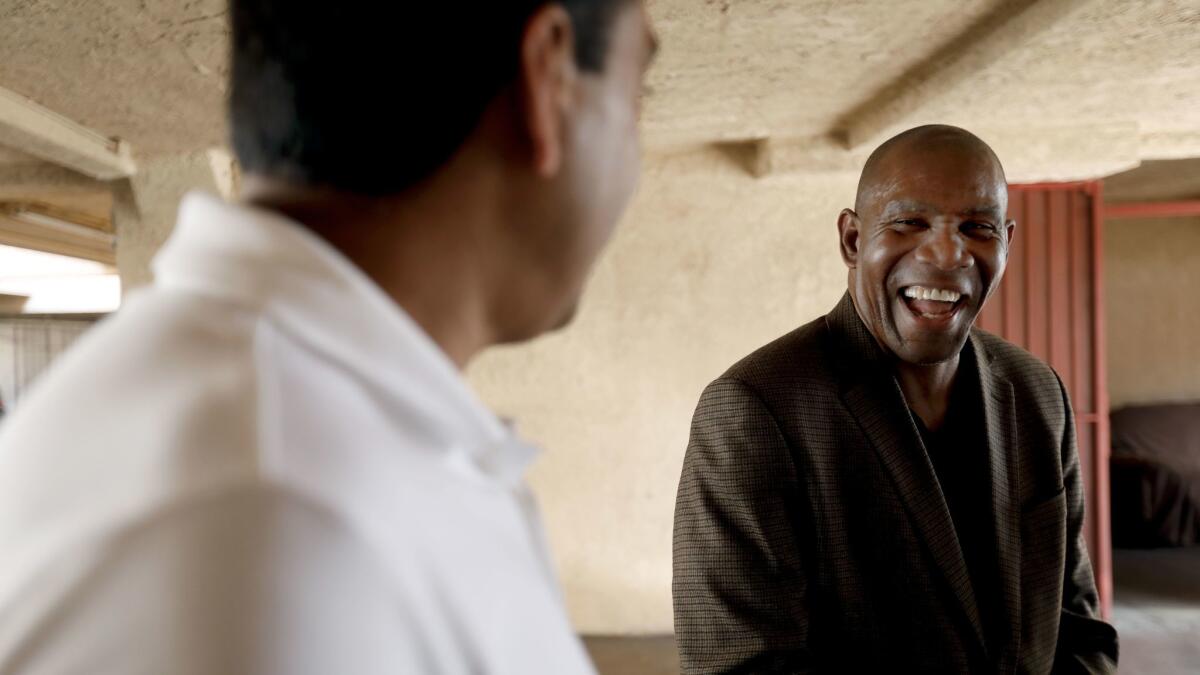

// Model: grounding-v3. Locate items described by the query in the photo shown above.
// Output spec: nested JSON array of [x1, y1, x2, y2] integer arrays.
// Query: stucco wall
[[1104, 216, 1200, 409], [114, 149, 237, 291], [468, 149, 853, 634]]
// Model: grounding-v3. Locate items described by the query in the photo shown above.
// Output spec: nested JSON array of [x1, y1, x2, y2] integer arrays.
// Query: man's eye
[[964, 222, 997, 235], [893, 219, 922, 227]]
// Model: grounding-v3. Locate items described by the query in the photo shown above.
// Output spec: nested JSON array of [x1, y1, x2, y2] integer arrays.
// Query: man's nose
[[914, 225, 973, 271]]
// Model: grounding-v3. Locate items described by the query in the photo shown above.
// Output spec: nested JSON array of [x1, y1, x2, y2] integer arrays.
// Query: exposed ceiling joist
[[833, 0, 1102, 150], [721, 124, 1138, 182], [0, 201, 116, 265], [0, 86, 136, 180]]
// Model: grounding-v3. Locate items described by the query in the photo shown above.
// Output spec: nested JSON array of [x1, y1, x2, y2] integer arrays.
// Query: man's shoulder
[[0, 288, 267, 534], [1, 289, 263, 439], [971, 329, 1068, 420], [719, 313, 833, 387], [972, 329, 1062, 389]]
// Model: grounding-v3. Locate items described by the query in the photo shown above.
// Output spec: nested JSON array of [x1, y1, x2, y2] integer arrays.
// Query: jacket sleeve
[[1053, 378, 1120, 674], [673, 377, 814, 674]]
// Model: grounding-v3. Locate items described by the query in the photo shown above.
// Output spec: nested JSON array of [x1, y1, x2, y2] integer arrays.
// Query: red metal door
[[976, 181, 1112, 617]]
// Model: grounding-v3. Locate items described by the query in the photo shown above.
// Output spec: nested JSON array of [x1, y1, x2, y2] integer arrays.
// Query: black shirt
[[911, 346, 1002, 655]]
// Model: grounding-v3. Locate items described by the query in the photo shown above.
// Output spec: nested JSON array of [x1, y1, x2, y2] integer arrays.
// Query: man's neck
[[847, 287, 962, 430], [895, 356, 960, 432], [242, 176, 501, 370]]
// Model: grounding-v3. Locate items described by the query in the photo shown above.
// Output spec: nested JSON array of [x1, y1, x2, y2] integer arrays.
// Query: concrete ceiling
[[0, 0, 228, 157], [644, 0, 1199, 148], [643, 0, 1001, 149], [1105, 159, 1200, 203], [0, 0, 1196, 180], [0, 146, 44, 167]]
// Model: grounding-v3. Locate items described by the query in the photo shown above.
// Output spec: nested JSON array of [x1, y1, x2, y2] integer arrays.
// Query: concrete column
[[112, 148, 237, 292]]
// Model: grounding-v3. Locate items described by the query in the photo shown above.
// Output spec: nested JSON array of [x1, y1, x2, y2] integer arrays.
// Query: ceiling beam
[[727, 125, 1137, 181], [0, 202, 116, 265], [0, 86, 136, 180], [832, 0, 1101, 150], [0, 200, 111, 233]]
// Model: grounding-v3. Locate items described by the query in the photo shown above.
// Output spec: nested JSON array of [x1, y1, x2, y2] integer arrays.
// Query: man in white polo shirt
[[0, 2, 657, 673]]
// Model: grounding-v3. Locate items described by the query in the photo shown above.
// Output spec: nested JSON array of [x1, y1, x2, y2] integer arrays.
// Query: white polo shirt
[[0, 193, 595, 675]]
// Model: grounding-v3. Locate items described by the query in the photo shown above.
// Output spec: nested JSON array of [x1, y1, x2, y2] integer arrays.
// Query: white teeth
[[903, 286, 962, 303]]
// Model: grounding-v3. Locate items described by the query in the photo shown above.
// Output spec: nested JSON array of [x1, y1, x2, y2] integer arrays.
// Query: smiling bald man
[[673, 125, 1118, 674]]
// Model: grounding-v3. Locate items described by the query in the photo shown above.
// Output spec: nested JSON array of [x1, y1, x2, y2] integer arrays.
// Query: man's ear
[[518, 4, 578, 178], [1005, 218, 1016, 246], [838, 208, 862, 268]]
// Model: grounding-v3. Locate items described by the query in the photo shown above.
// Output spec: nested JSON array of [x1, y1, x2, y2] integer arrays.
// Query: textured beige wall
[[1105, 216, 1200, 409], [113, 149, 237, 291], [469, 149, 853, 634]]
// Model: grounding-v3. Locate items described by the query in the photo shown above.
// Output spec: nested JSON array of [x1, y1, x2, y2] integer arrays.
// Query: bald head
[[854, 125, 1007, 216]]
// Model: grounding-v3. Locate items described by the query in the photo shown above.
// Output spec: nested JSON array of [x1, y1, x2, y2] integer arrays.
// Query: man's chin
[[497, 299, 580, 346], [894, 334, 970, 366]]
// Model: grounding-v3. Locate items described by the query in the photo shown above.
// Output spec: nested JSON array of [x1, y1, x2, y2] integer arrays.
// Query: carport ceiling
[[0, 0, 1196, 163]]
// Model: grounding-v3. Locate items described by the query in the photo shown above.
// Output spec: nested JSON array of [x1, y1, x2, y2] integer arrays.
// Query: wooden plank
[[0, 201, 112, 234], [0, 213, 116, 265], [0, 86, 135, 180]]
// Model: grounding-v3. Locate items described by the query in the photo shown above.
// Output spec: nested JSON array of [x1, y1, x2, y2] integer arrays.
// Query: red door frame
[[982, 181, 1113, 618], [1106, 200, 1200, 219]]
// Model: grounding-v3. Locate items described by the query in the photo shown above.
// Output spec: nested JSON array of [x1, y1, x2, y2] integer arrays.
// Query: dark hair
[[229, 1, 629, 196]]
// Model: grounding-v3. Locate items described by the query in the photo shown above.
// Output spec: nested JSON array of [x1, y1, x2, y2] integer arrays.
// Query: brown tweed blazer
[[673, 294, 1118, 674]]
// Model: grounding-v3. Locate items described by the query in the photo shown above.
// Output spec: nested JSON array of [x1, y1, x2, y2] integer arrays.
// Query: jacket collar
[[825, 292, 1022, 664], [151, 192, 538, 486]]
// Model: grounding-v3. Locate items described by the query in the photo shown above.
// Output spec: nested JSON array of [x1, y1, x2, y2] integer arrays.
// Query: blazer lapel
[[971, 334, 1023, 671], [826, 294, 988, 654]]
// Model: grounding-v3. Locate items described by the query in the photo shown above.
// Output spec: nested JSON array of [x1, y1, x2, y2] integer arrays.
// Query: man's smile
[[898, 284, 969, 330]]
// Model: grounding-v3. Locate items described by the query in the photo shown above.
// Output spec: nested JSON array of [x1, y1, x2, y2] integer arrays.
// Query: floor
[[584, 548, 1200, 674], [583, 636, 678, 675], [1111, 547, 1200, 674]]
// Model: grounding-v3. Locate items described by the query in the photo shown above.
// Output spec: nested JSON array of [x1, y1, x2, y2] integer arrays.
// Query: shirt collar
[[152, 191, 538, 485]]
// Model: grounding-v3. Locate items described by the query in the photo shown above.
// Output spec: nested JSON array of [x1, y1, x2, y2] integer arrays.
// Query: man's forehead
[[864, 160, 1007, 213], [854, 126, 1010, 217], [879, 198, 1006, 218]]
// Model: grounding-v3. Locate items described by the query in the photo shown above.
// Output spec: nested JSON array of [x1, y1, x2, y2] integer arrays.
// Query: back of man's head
[[229, 1, 629, 196]]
